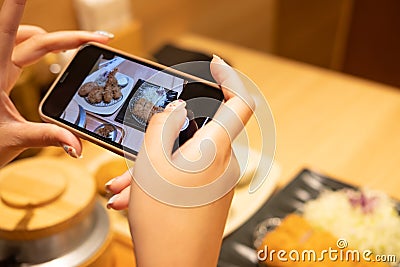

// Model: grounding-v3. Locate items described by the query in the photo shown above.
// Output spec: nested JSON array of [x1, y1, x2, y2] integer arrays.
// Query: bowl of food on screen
[[94, 123, 118, 141]]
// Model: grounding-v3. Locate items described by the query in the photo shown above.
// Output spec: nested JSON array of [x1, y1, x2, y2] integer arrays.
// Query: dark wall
[[343, 0, 400, 87]]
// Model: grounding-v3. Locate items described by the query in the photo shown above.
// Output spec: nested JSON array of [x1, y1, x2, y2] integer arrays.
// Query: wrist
[[128, 180, 234, 267]]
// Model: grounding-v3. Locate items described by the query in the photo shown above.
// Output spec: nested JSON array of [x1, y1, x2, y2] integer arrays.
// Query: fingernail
[[107, 194, 119, 209], [165, 99, 186, 111], [105, 178, 116, 193], [213, 54, 225, 63], [213, 54, 222, 60], [95, 30, 115, 39], [61, 144, 82, 159]]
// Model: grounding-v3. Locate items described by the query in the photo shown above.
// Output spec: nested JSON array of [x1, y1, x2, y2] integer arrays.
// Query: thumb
[[15, 122, 82, 158], [142, 99, 187, 159]]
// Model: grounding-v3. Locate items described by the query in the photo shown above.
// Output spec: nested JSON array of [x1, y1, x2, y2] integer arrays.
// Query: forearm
[[128, 182, 234, 267]]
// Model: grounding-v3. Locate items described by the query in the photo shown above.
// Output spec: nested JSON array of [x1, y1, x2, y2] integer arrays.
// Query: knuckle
[[34, 26, 47, 34], [29, 33, 44, 46], [28, 33, 52, 53], [40, 125, 60, 145]]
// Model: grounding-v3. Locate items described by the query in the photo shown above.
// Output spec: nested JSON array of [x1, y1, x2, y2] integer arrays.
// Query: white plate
[[62, 99, 80, 124], [223, 152, 280, 237], [74, 70, 134, 115]]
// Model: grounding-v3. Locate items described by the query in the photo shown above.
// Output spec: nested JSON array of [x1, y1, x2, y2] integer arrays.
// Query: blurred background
[[2, 0, 400, 157], [11, 0, 400, 86]]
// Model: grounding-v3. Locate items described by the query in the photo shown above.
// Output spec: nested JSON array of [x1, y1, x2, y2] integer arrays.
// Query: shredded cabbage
[[303, 189, 400, 262]]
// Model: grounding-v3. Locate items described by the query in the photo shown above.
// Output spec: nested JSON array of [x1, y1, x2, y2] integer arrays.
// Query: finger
[[197, 56, 255, 144], [210, 55, 255, 119], [105, 169, 132, 194], [107, 186, 130, 210], [12, 121, 82, 158], [142, 99, 187, 160], [16, 25, 47, 44], [12, 30, 112, 67], [0, 0, 26, 64]]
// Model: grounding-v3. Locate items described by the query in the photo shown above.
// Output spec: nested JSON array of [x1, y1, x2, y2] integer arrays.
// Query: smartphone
[[39, 43, 224, 159]]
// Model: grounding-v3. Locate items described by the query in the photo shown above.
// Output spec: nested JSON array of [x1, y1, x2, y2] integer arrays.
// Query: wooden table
[[174, 34, 400, 199]]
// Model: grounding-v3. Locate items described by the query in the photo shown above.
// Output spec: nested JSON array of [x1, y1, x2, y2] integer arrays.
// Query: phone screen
[[40, 44, 224, 157]]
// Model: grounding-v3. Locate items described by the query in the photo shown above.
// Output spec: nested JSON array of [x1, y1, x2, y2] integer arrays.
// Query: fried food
[[96, 124, 115, 138], [87, 87, 103, 104], [151, 106, 164, 116], [103, 87, 113, 103], [131, 97, 164, 123], [104, 68, 122, 101], [80, 68, 124, 104], [112, 86, 122, 99], [105, 68, 118, 86], [258, 214, 388, 267], [132, 98, 148, 121], [78, 82, 100, 97]]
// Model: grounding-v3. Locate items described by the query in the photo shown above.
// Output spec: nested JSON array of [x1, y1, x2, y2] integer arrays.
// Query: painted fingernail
[[61, 144, 82, 159], [105, 178, 116, 193], [95, 30, 115, 39], [165, 99, 186, 111], [107, 194, 119, 209]]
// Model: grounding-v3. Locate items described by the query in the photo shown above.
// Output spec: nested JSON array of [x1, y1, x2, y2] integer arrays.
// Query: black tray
[[218, 168, 400, 267]]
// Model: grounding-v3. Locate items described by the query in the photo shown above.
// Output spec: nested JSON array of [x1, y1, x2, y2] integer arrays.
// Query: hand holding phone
[[107, 55, 256, 266], [0, 0, 112, 167], [39, 43, 224, 159]]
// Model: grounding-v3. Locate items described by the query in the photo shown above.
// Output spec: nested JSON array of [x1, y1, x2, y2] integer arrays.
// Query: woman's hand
[[107, 56, 254, 209], [106, 55, 255, 266], [0, 0, 112, 167]]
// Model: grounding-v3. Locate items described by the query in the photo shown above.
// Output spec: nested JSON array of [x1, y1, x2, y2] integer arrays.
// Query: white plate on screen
[[62, 99, 80, 124]]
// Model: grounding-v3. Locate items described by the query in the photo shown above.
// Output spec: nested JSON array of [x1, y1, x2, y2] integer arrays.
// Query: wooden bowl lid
[[0, 157, 96, 240]]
